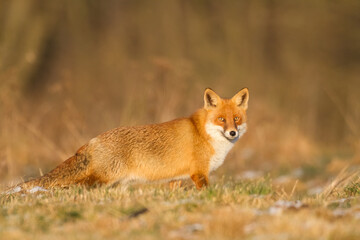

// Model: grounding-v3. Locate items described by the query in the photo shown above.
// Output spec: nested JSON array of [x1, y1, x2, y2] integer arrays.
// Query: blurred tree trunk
[[0, 0, 62, 94], [263, 0, 281, 73]]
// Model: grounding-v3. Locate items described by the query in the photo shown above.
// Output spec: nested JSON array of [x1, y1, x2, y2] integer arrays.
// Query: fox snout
[[224, 123, 247, 141], [224, 129, 238, 140]]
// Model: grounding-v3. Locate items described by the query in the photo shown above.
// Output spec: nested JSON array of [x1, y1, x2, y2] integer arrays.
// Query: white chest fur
[[205, 123, 247, 172]]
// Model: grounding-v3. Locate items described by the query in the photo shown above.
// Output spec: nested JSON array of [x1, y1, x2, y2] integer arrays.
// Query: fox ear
[[232, 88, 249, 110], [204, 88, 221, 109]]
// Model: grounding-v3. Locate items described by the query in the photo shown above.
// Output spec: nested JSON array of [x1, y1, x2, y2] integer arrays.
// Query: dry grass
[[1, 175, 360, 240]]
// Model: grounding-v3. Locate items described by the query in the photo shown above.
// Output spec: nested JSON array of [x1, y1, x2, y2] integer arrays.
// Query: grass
[[1, 176, 360, 240]]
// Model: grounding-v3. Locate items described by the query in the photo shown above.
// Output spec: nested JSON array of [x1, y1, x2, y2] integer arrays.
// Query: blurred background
[[1, 0, 360, 189]]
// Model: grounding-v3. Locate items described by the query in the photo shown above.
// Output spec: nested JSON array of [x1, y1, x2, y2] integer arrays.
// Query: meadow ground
[[1, 172, 360, 240]]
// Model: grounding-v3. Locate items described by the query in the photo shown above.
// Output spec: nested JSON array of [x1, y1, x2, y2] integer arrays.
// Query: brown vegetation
[[1, 0, 359, 185]]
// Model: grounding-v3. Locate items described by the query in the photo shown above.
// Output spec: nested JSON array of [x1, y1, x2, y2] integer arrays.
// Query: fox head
[[204, 88, 249, 142]]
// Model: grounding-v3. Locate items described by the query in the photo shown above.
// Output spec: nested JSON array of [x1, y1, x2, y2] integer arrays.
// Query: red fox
[[10, 88, 249, 191]]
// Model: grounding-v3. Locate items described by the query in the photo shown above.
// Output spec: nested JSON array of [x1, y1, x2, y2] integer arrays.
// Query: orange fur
[[12, 88, 249, 190]]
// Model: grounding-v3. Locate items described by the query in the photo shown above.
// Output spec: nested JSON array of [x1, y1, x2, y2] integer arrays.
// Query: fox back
[[9, 88, 249, 192]]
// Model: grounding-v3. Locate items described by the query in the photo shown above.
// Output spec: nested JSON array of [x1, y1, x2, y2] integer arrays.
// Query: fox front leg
[[169, 180, 183, 190], [191, 173, 209, 190]]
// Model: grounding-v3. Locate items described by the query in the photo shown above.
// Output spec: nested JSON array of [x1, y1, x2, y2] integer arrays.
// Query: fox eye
[[218, 117, 225, 122], [234, 117, 240, 121]]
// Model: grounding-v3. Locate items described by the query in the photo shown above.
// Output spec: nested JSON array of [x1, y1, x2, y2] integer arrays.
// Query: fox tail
[[5, 151, 91, 194]]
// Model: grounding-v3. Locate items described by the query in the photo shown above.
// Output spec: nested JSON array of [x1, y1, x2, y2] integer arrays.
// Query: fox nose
[[229, 131, 237, 137]]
